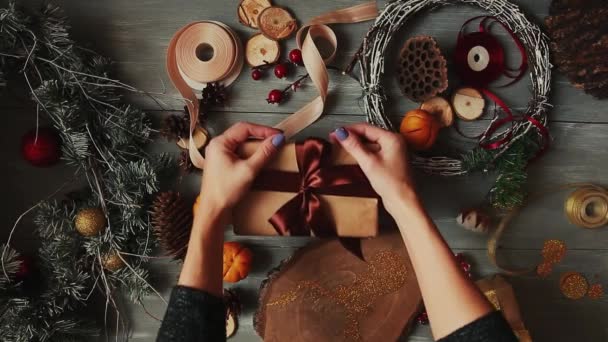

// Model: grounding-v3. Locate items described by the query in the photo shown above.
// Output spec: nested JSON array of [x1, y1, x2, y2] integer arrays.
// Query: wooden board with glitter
[[254, 232, 422, 341]]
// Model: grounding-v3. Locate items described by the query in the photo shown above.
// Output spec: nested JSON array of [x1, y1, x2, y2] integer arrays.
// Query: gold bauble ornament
[[74, 208, 106, 236], [102, 251, 125, 272]]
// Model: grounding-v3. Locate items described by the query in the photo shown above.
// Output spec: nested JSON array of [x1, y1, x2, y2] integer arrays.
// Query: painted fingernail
[[271, 133, 285, 147], [335, 127, 349, 141]]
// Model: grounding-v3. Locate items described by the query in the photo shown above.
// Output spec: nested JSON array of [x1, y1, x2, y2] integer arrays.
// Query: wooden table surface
[[3, 0, 607, 341]]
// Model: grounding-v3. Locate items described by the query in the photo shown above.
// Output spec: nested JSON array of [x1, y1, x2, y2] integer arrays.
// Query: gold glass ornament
[[102, 251, 125, 272], [74, 208, 106, 236]]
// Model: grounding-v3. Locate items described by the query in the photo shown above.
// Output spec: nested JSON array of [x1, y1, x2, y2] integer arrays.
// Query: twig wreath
[[355, 0, 552, 208]]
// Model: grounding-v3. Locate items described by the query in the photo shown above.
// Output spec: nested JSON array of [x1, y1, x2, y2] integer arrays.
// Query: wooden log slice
[[254, 232, 422, 341], [245, 33, 280, 67], [258, 6, 298, 41], [451, 87, 485, 121], [421, 96, 454, 127], [238, 0, 272, 29]]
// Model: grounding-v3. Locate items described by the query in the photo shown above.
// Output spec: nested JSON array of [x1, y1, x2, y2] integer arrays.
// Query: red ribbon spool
[[454, 31, 505, 87], [454, 16, 528, 88], [452, 16, 548, 155]]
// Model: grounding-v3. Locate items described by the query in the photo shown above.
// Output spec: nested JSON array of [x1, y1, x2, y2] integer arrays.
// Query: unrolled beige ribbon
[[277, 1, 379, 137], [488, 183, 608, 275], [167, 2, 378, 169]]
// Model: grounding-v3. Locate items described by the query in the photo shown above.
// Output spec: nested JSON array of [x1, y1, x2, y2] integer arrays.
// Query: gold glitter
[[266, 250, 408, 341], [541, 239, 566, 265], [587, 283, 604, 299], [536, 262, 553, 278], [560, 272, 588, 300], [74, 207, 106, 236], [484, 290, 500, 310]]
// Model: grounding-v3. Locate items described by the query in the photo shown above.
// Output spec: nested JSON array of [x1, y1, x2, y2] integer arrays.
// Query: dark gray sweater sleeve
[[438, 310, 518, 342], [157, 286, 226, 342], [157, 286, 517, 342]]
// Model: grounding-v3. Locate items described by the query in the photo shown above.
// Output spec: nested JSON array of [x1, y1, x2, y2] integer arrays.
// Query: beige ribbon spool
[[488, 183, 608, 275], [167, 21, 243, 169], [167, 3, 378, 169]]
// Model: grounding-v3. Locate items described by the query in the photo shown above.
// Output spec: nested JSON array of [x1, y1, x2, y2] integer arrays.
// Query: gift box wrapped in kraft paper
[[234, 138, 379, 238], [477, 275, 532, 342]]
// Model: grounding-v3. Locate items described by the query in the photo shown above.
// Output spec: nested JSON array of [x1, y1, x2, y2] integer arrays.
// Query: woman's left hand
[[198, 122, 285, 217]]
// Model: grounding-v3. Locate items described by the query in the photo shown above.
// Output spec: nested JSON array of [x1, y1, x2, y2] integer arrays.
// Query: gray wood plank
[[128, 248, 608, 342], [7, 0, 607, 123], [2, 0, 608, 341], [165, 111, 608, 250], [4, 111, 608, 340], [8, 110, 607, 248]]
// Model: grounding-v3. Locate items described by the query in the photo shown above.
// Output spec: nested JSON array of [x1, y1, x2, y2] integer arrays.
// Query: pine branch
[[0, 244, 21, 291], [39, 3, 75, 52], [0, 2, 169, 338], [0, 2, 30, 52], [109, 266, 151, 303], [462, 133, 540, 209], [461, 147, 494, 173]]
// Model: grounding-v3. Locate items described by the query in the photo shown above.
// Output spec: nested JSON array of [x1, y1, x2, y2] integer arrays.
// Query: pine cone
[[545, 0, 608, 99], [202, 82, 228, 107], [150, 191, 193, 260], [161, 112, 190, 141], [549, 0, 605, 15]]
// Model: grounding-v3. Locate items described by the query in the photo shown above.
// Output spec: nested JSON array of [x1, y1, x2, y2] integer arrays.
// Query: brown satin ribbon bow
[[251, 138, 377, 237]]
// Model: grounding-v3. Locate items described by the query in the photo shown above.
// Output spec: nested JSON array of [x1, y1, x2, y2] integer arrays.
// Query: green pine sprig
[[0, 1, 174, 340], [462, 133, 540, 209]]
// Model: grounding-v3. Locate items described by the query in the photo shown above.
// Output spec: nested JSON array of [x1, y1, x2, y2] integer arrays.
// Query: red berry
[[21, 127, 61, 167], [289, 49, 303, 65], [274, 63, 288, 79], [267, 89, 283, 104], [416, 311, 429, 325], [251, 69, 263, 81], [454, 253, 466, 263]]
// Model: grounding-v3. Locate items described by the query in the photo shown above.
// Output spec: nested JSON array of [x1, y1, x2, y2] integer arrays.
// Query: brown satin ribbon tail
[[340, 237, 365, 261]]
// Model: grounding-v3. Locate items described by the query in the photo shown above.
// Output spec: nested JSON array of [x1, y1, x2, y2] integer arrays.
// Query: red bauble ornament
[[251, 69, 263, 81], [288, 49, 303, 65], [21, 127, 61, 167], [267, 89, 284, 104], [15, 255, 32, 281], [273, 63, 288, 79]]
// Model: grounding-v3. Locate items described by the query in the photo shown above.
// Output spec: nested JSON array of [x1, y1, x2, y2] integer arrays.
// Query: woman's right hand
[[333, 125, 495, 340], [330, 123, 418, 215]]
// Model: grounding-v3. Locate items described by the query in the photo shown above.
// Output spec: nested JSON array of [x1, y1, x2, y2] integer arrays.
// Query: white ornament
[[456, 208, 491, 233]]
